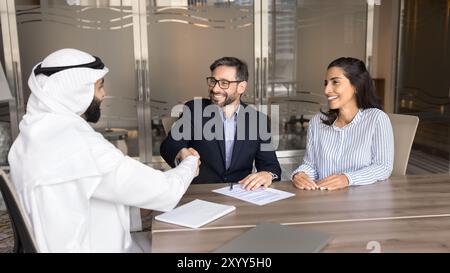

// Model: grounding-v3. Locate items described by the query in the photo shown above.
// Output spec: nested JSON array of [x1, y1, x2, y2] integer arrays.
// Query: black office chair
[[0, 170, 38, 253]]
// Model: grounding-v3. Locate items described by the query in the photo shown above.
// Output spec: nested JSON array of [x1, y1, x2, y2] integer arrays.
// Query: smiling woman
[[291, 57, 394, 191], [322, 57, 382, 126]]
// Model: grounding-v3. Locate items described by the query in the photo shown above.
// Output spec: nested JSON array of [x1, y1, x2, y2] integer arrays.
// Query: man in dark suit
[[160, 57, 281, 190]]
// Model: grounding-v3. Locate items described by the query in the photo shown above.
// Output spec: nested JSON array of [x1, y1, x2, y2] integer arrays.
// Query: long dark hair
[[321, 57, 381, 125]]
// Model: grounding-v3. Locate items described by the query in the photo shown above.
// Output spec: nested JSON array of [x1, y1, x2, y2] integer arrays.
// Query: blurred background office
[[0, 0, 449, 180]]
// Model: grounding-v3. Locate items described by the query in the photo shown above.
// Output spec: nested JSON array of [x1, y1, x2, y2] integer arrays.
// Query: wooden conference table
[[151, 174, 450, 252]]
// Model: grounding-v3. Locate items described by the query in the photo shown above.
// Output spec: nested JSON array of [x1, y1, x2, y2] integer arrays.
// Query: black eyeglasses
[[206, 77, 243, 89]]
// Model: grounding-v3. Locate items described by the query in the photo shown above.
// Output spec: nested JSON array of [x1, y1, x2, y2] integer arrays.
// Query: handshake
[[176, 147, 201, 177]]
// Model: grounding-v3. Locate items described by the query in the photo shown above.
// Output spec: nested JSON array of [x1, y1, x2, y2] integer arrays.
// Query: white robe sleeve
[[92, 155, 198, 212]]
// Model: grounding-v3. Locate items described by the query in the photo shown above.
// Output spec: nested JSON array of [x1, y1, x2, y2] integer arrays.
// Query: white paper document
[[154, 199, 236, 229], [213, 186, 295, 206]]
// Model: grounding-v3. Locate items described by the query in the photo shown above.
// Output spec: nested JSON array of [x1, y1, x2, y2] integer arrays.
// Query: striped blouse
[[292, 108, 394, 186]]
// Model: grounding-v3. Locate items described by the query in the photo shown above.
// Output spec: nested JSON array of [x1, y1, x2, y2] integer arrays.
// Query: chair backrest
[[387, 113, 419, 176], [161, 117, 178, 135], [0, 170, 39, 253]]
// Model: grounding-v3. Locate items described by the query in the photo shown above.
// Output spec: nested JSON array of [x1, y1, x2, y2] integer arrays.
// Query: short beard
[[83, 97, 102, 123], [209, 90, 239, 108]]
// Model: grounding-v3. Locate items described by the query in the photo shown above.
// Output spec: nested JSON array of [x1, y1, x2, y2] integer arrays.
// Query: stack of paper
[[154, 199, 236, 229]]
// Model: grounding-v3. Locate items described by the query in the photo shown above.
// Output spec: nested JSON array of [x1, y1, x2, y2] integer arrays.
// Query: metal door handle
[[142, 60, 150, 103], [136, 60, 143, 102], [12, 61, 21, 108], [255, 57, 260, 102], [263, 57, 267, 99]]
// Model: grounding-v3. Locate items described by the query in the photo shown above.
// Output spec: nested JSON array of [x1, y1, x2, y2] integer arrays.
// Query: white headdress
[[9, 48, 124, 192]]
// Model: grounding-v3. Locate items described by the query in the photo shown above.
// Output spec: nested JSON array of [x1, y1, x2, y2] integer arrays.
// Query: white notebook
[[155, 199, 236, 229]]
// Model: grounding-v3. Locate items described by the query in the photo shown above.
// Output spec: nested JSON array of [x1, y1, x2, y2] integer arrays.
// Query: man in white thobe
[[7, 48, 200, 253]]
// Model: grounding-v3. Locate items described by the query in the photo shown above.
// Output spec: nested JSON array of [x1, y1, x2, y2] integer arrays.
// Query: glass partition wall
[[144, 0, 374, 158], [1, 0, 376, 167], [5, 0, 152, 162]]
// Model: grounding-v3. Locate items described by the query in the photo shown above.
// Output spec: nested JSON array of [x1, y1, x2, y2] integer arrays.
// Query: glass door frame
[[366, 0, 380, 74], [135, 0, 153, 163]]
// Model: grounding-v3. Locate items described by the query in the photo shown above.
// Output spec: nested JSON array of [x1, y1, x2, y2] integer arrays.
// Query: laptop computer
[[214, 222, 331, 253]]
